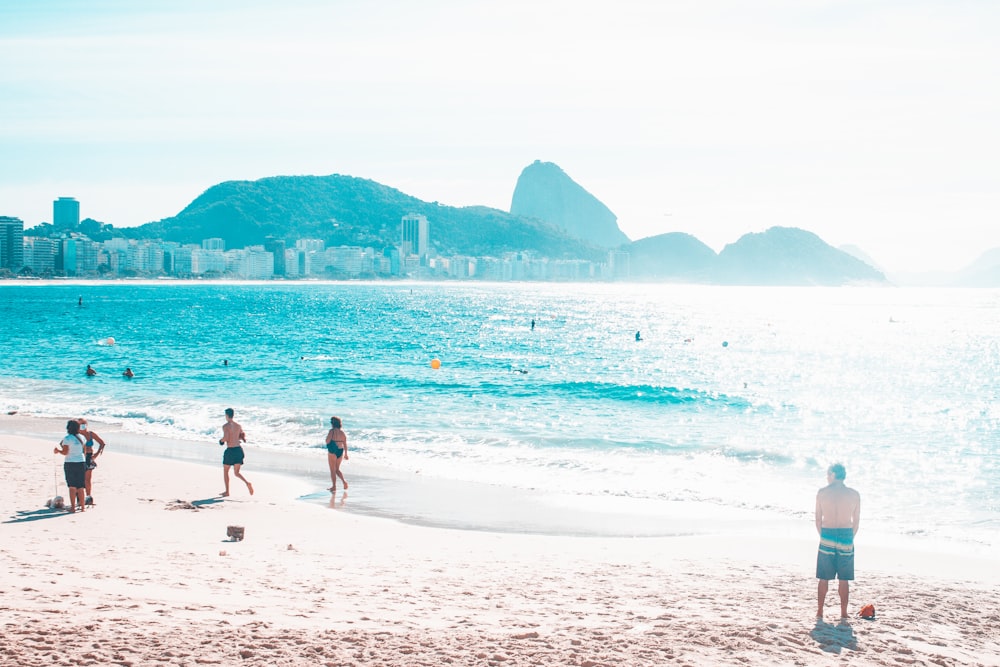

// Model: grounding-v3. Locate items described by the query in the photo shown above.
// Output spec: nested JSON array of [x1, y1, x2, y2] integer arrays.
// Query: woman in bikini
[[77, 418, 106, 505], [325, 416, 349, 494]]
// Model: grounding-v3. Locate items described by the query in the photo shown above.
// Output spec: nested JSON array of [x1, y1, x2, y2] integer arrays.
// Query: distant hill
[[510, 161, 629, 248], [124, 174, 603, 260], [715, 227, 888, 285], [951, 247, 1000, 287], [626, 232, 717, 280], [839, 244, 884, 273], [82, 171, 894, 285]]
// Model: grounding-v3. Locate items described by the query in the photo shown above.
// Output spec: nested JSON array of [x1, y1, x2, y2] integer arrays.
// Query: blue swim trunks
[[816, 527, 855, 581], [222, 446, 245, 466]]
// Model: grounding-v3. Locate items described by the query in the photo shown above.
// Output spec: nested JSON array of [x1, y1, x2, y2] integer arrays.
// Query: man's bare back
[[219, 408, 252, 497], [815, 463, 861, 621], [815, 478, 861, 533], [221, 419, 244, 448]]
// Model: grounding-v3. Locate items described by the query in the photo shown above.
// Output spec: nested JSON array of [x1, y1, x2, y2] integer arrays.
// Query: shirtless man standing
[[219, 408, 253, 497], [815, 463, 861, 621]]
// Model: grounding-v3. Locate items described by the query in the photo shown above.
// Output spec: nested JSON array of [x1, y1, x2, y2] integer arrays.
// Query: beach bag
[[858, 603, 876, 619]]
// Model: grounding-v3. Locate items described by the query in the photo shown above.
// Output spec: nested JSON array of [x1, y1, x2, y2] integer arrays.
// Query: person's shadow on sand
[[810, 619, 858, 654], [191, 498, 225, 508], [3, 508, 72, 524]]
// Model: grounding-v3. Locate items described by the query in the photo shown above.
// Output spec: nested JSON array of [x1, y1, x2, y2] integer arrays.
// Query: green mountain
[[715, 227, 887, 285], [124, 174, 603, 260], [625, 232, 717, 280], [510, 160, 630, 248], [107, 172, 887, 285]]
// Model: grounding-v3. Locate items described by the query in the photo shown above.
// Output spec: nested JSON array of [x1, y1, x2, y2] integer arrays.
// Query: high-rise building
[[0, 216, 24, 271], [53, 197, 80, 231], [401, 213, 429, 258], [264, 237, 286, 276]]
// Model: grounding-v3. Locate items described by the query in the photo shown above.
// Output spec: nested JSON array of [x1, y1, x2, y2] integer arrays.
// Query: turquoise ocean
[[1, 282, 997, 551]]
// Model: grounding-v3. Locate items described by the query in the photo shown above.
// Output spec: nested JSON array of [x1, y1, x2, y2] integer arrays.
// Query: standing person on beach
[[816, 463, 861, 621], [53, 419, 87, 512], [76, 418, 106, 505], [325, 416, 349, 493], [218, 408, 253, 497]]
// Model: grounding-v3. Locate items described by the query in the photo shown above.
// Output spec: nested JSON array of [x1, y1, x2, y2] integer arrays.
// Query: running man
[[815, 463, 861, 621], [218, 408, 253, 497]]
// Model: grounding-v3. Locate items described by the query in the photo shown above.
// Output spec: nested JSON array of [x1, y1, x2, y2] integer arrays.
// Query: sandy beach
[[2, 418, 999, 666]]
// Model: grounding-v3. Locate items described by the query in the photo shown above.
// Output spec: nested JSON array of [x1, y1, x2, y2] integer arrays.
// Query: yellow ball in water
[[430, 358, 441, 369]]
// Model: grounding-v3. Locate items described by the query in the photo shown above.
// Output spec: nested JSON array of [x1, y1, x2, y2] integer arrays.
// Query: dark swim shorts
[[222, 446, 245, 466], [816, 527, 855, 581], [326, 443, 344, 458], [64, 461, 86, 489]]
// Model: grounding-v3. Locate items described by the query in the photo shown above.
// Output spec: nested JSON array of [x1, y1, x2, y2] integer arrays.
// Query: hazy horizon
[[2, 1, 998, 274]]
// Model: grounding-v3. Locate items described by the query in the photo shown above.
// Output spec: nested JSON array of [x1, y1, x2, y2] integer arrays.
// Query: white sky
[[1, 0, 998, 272]]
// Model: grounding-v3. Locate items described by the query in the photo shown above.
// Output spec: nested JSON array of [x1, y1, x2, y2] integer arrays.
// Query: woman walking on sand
[[53, 419, 87, 512], [325, 416, 349, 494]]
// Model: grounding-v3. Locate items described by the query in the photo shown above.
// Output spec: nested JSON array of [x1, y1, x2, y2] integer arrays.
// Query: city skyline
[[2, 1, 998, 273], [9, 219, 605, 282]]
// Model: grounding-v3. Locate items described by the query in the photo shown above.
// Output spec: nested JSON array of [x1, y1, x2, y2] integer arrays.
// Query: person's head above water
[[225, 408, 235, 419], [330, 416, 342, 429], [828, 463, 846, 481]]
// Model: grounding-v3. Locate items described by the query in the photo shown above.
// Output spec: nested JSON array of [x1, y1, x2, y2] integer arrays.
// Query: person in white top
[[53, 419, 87, 513]]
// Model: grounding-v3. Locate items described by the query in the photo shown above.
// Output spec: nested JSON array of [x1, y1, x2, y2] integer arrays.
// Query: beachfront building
[[59, 236, 101, 275], [226, 246, 274, 279], [549, 259, 594, 281], [500, 251, 549, 281], [445, 255, 474, 279], [191, 248, 226, 275], [264, 237, 286, 276], [127, 241, 165, 275], [53, 197, 80, 231], [0, 215, 24, 272], [202, 237, 225, 251], [100, 238, 132, 275], [22, 236, 56, 274], [294, 239, 325, 276], [401, 213, 429, 259], [295, 239, 325, 252], [283, 248, 302, 277], [608, 249, 630, 280], [475, 257, 503, 281], [325, 245, 375, 277]]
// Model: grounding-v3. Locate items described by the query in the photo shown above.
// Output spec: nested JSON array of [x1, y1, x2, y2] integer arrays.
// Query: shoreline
[[4, 412, 999, 560], [2, 412, 808, 539], [3, 427, 1000, 665]]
